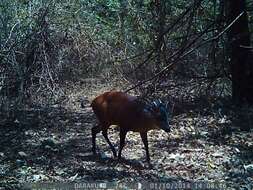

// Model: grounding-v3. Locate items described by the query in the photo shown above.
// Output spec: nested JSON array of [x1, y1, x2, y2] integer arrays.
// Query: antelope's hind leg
[[118, 129, 127, 160], [102, 129, 117, 157]]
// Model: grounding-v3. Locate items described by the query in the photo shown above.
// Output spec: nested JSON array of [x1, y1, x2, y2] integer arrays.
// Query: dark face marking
[[152, 100, 170, 132]]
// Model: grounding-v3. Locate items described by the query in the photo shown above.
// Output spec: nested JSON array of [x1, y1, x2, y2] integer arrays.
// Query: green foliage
[[0, 0, 252, 106], [0, 0, 219, 57]]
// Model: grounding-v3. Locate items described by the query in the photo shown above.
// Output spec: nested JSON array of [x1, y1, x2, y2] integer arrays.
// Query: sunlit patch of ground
[[0, 78, 252, 190]]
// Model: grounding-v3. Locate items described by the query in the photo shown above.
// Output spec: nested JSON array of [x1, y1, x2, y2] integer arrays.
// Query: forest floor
[[0, 78, 252, 190]]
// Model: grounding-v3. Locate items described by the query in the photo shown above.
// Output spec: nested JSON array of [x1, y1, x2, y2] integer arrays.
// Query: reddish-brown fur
[[91, 91, 164, 162]]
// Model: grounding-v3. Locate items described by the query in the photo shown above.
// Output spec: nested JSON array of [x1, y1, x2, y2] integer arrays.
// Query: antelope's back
[[91, 91, 158, 131], [91, 91, 136, 124]]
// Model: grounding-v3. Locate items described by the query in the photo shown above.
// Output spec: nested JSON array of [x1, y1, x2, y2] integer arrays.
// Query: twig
[[181, 12, 244, 58], [4, 22, 20, 48], [125, 12, 245, 93]]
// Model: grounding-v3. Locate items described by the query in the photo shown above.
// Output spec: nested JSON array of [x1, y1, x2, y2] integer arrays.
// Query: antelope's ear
[[152, 100, 158, 108], [153, 99, 162, 107], [166, 102, 170, 110]]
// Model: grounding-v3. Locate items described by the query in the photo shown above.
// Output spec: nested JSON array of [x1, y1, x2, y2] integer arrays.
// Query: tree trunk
[[227, 0, 252, 104], [151, 0, 166, 71]]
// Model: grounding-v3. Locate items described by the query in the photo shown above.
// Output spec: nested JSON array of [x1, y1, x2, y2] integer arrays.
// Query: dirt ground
[[0, 79, 252, 190]]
